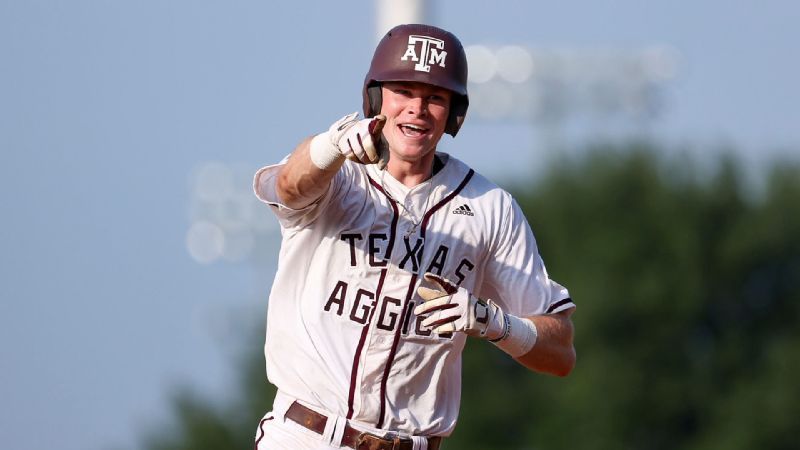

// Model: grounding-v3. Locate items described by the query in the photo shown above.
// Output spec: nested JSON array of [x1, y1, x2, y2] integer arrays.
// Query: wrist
[[309, 131, 344, 170], [490, 314, 538, 357]]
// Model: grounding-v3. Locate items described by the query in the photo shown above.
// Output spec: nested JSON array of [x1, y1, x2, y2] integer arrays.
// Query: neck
[[385, 150, 437, 188]]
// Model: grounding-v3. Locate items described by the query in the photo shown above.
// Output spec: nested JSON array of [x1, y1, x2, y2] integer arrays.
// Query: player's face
[[380, 81, 452, 163]]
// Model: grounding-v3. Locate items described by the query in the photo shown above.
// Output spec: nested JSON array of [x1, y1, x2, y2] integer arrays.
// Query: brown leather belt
[[285, 401, 442, 450]]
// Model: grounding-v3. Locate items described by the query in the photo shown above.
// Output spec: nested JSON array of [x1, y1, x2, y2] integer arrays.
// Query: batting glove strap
[[477, 299, 507, 340], [490, 314, 538, 358], [487, 313, 510, 343]]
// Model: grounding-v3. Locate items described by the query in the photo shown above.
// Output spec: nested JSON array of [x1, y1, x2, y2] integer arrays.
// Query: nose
[[405, 96, 429, 116]]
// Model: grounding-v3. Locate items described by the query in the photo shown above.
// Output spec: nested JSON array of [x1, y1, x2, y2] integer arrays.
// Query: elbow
[[563, 347, 577, 376], [521, 346, 576, 377], [276, 169, 301, 209], [553, 347, 576, 377]]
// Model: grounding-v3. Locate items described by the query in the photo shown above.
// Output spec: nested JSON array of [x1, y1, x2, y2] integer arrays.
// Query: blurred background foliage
[[140, 142, 800, 450]]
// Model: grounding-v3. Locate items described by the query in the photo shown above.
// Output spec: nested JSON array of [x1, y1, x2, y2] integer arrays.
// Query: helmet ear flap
[[366, 84, 383, 118], [445, 95, 468, 137]]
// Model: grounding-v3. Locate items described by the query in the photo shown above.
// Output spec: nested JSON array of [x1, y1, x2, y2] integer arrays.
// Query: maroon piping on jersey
[[376, 273, 418, 428], [373, 168, 475, 428], [253, 416, 273, 450], [546, 297, 574, 313], [346, 177, 400, 420], [419, 169, 474, 239]]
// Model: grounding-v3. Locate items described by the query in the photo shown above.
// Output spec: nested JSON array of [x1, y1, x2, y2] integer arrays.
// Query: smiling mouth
[[399, 124, 429, 137]]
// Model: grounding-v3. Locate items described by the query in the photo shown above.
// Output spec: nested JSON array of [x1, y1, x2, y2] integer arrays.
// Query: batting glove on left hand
[[415, 273, 506, 339]]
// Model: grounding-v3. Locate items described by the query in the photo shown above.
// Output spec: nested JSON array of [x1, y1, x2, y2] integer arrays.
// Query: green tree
[[140, 143, 800, 450], [451, 143, 800, 450]]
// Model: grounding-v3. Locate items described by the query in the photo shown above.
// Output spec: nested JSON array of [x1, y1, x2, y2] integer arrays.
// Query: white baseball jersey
[[253, 152, 574, 437]]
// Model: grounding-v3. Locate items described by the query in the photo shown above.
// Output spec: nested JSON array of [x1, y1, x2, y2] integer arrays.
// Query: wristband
[[491, 314, 538, 357], [309, 131, 344, 170]]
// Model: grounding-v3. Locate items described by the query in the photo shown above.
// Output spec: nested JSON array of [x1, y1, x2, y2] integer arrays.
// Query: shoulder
[[440, 153, 516, 211]]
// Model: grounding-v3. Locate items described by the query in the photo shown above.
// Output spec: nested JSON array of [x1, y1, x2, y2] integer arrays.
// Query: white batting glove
[[309, 112, 388, 169], [414, 273, 506, 339], [415, 273, 540, 357]]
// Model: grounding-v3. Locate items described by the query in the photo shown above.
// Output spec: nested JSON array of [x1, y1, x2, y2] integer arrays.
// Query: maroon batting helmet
[[363, 24, 469, 137]]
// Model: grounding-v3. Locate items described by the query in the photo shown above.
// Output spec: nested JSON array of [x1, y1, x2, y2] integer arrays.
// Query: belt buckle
[[355, 431, 402, 450]]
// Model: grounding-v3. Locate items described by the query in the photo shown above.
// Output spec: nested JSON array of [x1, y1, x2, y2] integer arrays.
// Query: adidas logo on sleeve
[[452, 204, 474, 216]]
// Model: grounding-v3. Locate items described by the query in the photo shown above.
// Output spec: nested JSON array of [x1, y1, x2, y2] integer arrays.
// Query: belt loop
[[329, 414, 347, 447], [411, 436, 427, 450], [271, 391, 294, 422]]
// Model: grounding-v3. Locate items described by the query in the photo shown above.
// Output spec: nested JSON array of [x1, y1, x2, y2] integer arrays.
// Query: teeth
[[403, 124, 424, 131]]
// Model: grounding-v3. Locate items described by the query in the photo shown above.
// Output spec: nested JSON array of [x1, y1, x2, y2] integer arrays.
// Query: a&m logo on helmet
[[401, 35, 448, 73]]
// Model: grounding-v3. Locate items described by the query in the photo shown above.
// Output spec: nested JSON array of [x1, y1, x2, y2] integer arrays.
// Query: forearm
[[276, 136, 345, 210], [276, 113, 385, 209], [415, 274, 576, 377], [513, 309, 576, 376]]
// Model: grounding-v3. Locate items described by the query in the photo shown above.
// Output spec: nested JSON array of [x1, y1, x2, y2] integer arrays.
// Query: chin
[[391, 144, 435, 162]]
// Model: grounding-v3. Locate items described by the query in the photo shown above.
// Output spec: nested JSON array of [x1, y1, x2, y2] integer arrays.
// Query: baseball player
[[252, 24, 575, 450]]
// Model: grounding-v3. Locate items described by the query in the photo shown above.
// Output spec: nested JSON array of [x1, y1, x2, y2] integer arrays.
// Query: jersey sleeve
[[480, 195, 574, 317], [252, 156, 347, 230]]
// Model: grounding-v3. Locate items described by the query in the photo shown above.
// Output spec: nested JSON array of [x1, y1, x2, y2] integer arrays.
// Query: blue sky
[[1, 1, 798, 449]]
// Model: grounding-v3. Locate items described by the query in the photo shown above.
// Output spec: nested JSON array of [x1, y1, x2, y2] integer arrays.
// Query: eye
[[428, 94, 448, 104]]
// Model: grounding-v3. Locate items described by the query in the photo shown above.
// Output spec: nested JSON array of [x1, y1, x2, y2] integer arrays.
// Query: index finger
[[368, 115, 386, 135]]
